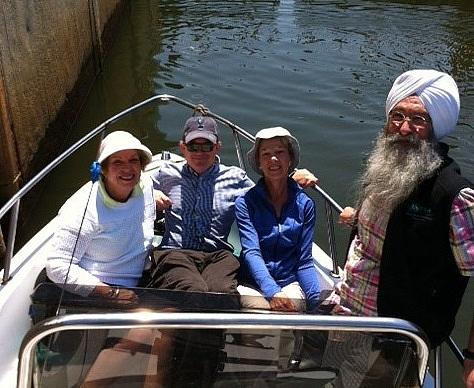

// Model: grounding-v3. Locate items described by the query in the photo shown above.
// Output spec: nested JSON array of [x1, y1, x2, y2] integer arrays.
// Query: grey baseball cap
[[182, 116, 218, 144]]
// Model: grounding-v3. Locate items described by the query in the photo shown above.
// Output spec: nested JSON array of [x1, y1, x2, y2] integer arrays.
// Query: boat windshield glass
[[26, 283, 425, 388]]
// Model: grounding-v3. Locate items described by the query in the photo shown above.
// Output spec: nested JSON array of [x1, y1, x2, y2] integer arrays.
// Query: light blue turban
[[385, 69, 460, 140]]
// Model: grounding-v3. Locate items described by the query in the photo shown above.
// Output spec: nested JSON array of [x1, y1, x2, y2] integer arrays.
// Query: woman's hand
[[269, 292, 298, 312], [91, 284, 139, 307], [114, 288, 140, 306], [339, 206, 357, 228], [291, 169, 319, 188], [154, 190, 172, 211]]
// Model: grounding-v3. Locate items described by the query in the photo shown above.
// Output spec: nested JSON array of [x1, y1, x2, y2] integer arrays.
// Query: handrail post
[[434, 345, 442, 388], [3, 199, 20, 284], [231, 130, 246, 170], [445, 335, 464, 365], [324, 202, 340, 277]]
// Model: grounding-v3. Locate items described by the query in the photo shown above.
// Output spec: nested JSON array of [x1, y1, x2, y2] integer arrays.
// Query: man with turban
[[322, 69, 474, 387]]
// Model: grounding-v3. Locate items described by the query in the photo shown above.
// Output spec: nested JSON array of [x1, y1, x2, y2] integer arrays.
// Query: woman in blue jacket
[[235, 127, 320, 312]]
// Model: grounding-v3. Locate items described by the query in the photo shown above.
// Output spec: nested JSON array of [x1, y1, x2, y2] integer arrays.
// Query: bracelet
[[463, 348, 474, 360], [108, 287, 120, 298]]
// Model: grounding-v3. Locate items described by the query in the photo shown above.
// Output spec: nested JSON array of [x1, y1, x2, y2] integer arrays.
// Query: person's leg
[[149, 249, 208, 292], [278, 282, 306, 370], [150, 250, 227, 386], [361, 338, 420, 388], [201, 249, 240, 294], [321, 332, 375, 388], [81, 328, 165, 388]]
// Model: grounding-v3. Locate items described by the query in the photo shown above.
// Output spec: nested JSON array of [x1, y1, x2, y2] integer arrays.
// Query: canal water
[[33, 0, 474, 386]]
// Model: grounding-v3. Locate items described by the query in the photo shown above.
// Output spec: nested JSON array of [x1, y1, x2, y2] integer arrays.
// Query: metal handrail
[[0, 93, 344, 285], [1, 94, 465, 386], [0, 94, 254, 222], [18, 312, 431, 388], [445, 335, 465, 364], [0, 95, 255, 283], [312, 184, 344, 276]]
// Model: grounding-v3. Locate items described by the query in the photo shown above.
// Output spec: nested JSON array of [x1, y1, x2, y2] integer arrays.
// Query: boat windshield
[[20, 283, 429, 388]]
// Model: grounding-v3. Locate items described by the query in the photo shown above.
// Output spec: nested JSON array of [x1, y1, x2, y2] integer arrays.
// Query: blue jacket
[[235, 178, 320, 311]]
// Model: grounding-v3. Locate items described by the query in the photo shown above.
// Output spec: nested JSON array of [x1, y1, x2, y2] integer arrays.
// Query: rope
[[193, 104, 210, 116]]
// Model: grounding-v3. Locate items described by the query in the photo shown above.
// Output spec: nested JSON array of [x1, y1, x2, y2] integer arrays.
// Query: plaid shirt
[[151, 161, 254, 252], [326, 187, 474, 316]]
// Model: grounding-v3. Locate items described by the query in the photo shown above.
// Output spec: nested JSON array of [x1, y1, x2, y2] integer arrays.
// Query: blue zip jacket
[[235, 178, 320, 311]]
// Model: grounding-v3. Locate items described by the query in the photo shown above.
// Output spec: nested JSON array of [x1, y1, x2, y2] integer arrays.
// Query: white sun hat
[[247, 126, 300, 175], [98, 131, 153, 166]]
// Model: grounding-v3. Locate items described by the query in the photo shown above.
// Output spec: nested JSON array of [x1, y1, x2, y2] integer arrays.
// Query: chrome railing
[[18, 312, 430, 388], [0, 94, 341, 284], [1, 95, 465, 386]]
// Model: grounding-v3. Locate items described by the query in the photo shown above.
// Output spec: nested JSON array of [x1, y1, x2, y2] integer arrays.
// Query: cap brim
[[184, 131, 218, 144]]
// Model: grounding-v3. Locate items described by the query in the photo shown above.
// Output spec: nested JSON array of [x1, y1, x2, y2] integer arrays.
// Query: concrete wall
[[0, 0, 124, 202], [0, 0, 126, 264]]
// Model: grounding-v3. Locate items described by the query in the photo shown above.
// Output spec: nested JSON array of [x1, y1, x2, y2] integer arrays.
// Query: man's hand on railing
[[339, 207, 357, 228]]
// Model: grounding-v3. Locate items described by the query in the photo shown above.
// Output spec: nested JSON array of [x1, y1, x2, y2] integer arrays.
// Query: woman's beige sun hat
[[247, 126, 300, 175], [98, 131, 152, 166]]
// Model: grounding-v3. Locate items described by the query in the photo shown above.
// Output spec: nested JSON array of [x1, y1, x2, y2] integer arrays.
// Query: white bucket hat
[[247, 127, 300, 175], [98, 131, 153, 166]]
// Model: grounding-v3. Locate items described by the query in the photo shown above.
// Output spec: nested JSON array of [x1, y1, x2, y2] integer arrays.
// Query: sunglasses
[[185, 141, 215, 152]]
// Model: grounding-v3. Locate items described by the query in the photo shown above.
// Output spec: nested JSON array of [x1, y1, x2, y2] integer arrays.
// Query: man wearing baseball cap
[[148, 114, 317, 386], [150, 115, 317, 295]]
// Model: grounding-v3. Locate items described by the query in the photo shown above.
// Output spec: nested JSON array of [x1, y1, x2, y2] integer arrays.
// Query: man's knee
[[208, 278, 238, 294], [172, 278, 209, 292]]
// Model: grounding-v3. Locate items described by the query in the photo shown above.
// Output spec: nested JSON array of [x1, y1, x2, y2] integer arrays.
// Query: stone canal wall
[[0, 0, 126, 262], [0, 0, 125, 203]]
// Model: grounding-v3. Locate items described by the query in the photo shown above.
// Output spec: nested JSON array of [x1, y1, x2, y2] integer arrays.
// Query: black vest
[[377, 152, 473, 347]]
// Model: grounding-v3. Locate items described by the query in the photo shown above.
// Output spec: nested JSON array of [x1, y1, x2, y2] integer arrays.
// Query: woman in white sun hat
[[46, 131, 155, 302], [235, 127, 320, 313], [45, 131, 171, 386]]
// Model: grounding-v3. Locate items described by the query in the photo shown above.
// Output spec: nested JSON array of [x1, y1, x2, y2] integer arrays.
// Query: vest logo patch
[[406, 203, 434, 221]]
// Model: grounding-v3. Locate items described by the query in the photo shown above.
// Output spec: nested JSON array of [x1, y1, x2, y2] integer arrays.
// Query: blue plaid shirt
[[151, 161, 254, 252]]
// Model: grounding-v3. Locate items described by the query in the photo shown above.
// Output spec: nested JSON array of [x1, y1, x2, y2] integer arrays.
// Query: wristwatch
[[107, 287, 120, 298], [463, 348, 474, 360]]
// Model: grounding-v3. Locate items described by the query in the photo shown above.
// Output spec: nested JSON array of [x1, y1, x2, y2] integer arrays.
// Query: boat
[[0, 94, 465, 387]]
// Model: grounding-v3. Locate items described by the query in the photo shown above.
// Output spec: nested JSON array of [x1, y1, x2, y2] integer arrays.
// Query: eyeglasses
[[185, 141, 215, 152], [389, 111, 431, 130]]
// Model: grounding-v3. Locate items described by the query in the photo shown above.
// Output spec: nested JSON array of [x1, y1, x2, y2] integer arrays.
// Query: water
[[33, 0, 474, 386]]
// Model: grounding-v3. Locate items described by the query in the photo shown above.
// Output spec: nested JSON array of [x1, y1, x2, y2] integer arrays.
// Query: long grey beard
[[357, 132, 443, 214]]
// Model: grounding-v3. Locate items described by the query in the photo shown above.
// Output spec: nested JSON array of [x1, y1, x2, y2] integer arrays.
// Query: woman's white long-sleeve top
[[46, 176, 156, 296]]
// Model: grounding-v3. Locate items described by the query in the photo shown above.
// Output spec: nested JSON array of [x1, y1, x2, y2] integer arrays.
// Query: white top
[[46, 176, 156, 296]]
